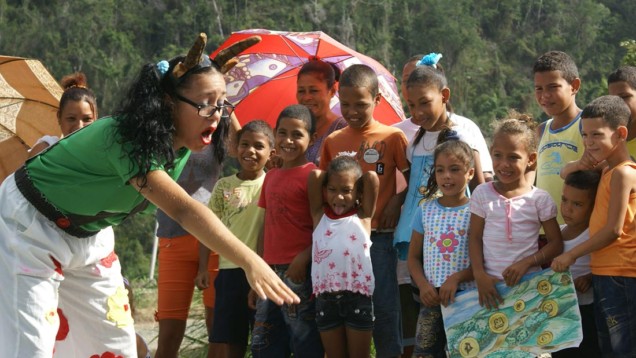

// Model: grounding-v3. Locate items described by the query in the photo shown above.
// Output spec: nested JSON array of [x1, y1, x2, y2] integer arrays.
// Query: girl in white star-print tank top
[[308, 155, 379, 358]]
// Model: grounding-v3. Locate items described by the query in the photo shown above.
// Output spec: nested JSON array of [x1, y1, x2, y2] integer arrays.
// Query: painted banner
[[441, 269, 583, 357]]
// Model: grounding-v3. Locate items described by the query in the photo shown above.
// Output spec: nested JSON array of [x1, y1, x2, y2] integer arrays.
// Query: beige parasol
[[0, 55, 62, 182]]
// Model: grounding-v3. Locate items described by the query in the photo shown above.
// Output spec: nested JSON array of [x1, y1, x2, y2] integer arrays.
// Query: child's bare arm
[[469, 213, 502, 309], [502, 217, 562, 286], [378, 190, 406, 230], [559, 151, 606, 179], [408, 230, 439, 307], [359, 171, 379, 220], [286, 246, 311, 283], [226, 112, 242, 158], [195, 243, 211, 290], [439, 267, 473, 307], [553, 167, 636, 271], [308, 169, 326, 226]]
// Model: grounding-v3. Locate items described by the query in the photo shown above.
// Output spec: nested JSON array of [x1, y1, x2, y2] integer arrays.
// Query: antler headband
[[167, 32, 262, 80]]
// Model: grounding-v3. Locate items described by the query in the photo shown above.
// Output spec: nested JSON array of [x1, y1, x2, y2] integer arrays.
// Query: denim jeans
[[592, 275, 636, 358], [250, 265, 324, 358], [370, 232, 402, 357], [413, 303, 447, 358]]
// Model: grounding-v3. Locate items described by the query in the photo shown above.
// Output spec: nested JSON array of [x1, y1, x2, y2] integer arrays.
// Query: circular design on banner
[[458, 337, 480, 357], [488, 312, 509, 333], [540, 299, 559, 317], [513, 299, 526, 312], [537, 331, 554, 346], [537, 279, 552, 295], [363, 148, 380, 163], [560, 274, 572, 286]]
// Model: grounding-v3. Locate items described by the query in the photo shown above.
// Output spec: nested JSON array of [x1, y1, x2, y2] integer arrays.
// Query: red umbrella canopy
[[210, 29, 405, 127]]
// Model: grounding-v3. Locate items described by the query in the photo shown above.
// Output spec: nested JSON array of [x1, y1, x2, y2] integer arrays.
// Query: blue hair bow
[[156, 60, 169, 78], [417, 53, 443, 68], [445, 129, 460, 141]]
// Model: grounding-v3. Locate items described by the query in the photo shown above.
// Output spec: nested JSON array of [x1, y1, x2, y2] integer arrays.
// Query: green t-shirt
[[25, 116, 191, 231], [209, 173, 265, 269]]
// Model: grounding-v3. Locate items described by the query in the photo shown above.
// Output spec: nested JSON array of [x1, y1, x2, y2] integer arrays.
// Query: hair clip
[[156, 60, 169, 78], [445, 129, 460, 141], [417, 53, 443, 68]]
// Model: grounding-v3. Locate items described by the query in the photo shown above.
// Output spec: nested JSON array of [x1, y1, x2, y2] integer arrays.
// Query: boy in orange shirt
[[552, 95, 636, 357], [320, 64, 409, 357]]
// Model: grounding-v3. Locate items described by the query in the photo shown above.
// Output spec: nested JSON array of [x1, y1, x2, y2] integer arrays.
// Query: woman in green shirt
[[0, 33, 297, 358]]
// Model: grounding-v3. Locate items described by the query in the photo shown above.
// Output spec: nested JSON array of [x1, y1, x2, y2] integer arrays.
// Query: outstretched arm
[[131, 170, 299, 305]]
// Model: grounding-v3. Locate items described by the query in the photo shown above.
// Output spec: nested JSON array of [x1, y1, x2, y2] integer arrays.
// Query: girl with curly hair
[[0, 33, 297, 357]]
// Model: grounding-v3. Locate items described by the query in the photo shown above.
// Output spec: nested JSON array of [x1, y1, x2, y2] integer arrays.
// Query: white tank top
[[311, 210, 374, 296]]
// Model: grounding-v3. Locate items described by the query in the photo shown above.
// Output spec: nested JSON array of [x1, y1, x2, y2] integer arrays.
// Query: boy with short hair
[[534, 50, 583, 225], [319, 64, 409, 357], [560, 66, 636, 177], [551, 170, 601, 358], [608, 66, 636, 158], [197, 120, 274, 358], [552, 95, 636, 356]]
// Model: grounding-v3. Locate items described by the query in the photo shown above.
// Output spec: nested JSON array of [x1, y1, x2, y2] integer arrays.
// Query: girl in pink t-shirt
[[308, 155, 379, 358], [469, 111, 563, 309]]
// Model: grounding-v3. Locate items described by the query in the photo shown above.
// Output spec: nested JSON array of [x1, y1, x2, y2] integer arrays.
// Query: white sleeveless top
[[311, 209, 374, 296]]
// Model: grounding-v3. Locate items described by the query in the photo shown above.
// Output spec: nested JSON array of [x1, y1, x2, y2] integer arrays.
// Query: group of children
[[198, 46, 636, 358]]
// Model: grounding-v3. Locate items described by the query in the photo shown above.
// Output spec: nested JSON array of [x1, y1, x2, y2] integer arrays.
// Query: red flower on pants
[[55, 309, 69, 341], [100, 251, 119, 268]]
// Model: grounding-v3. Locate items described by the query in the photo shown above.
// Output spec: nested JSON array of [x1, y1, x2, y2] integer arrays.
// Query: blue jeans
[[250, 265, 324, 358], [593, 275, 636, 357], [413, 303, 447, 358], [370, 232, 402, 357]]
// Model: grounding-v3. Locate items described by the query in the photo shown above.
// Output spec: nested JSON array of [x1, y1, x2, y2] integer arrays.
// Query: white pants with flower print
[[0, 175, 136, 358]]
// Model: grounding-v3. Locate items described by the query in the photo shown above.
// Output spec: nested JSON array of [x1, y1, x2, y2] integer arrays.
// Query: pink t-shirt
[[258, 163, 316, 264], [470, 182, 557, 278]]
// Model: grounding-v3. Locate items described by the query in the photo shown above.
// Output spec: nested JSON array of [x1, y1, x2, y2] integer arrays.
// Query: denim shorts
[[210, 268, 254, 345], [315, 291, 374, 331]]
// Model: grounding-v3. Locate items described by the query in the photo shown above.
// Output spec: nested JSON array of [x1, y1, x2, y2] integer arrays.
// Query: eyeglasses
[[174, 93, 235, 118]]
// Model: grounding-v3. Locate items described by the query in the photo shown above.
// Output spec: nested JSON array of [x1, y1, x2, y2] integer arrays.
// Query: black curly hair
[[113, 56, 229, 188]]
